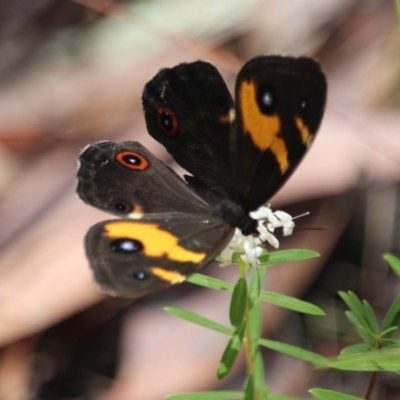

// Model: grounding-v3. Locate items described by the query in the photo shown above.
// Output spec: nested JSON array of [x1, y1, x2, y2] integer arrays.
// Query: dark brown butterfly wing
[[233, 56, 327, 210]]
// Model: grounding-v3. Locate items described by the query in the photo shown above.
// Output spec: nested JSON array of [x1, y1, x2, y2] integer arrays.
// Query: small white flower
[[219, 228, 244, 266], [219, 246, 234, 267], [241, 240, 263, 266], [255, 223, 277, 248], [274, 210, 296, 236], [219, 206, 296, 267]]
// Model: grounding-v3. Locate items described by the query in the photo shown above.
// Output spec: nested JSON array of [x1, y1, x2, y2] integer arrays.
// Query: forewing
[[234, 56, 327, 210], [142, 61, 237, 196]]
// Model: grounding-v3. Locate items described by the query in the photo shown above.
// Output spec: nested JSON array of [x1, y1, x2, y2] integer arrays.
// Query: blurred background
[[0, 0, 399, 398]]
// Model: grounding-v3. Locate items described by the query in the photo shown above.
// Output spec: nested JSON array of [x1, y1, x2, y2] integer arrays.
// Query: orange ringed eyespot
[[115, 151, 149, 170], [156, 107, 179, 137]]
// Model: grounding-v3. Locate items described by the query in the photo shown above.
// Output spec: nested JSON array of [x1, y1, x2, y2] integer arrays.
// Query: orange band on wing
[[269, 140, 289, 173], [238, 81, 288, 173], [295, 117, 313, 147], [104, 221, 206, 263], [150, 267, 187, 284]]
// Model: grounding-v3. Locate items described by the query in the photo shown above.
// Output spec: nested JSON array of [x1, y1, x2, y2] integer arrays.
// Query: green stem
[[244, 296, 255, 376], [239, 261, 259, 400]]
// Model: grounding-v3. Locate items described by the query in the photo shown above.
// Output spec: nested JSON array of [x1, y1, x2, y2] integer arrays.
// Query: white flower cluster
[[220, 206, 295, 267]]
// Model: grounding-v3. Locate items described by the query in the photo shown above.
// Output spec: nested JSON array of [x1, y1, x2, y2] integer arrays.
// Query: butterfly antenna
[[292, 211, 327, 231], [292, 211, 310, 220]]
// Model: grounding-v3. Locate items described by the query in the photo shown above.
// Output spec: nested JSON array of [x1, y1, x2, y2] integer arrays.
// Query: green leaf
[[249, 264, 267, 294], [340, 343, 374, 355], [353, 323, 378, 345], [362, 300, 379, 333], [253, 351, 265, 394], [381, 296, 400, 335], [329, 347, 400, 371], [258, 249, 319, 266], [243, 374, 254, 400], [164, 307, 233, 336], [187, 273, 233, 291], [341, 292, 377, 344], [383, 253, 400, 278], [380, 326, 398, 339], [247, 297, 262, 356], [339, 292, 369, 329], [381, 338, 400, 347], [217, 323, 245, 380], [230, 278, 248, 327], [344, 310, 362, 330], [258, 338, 329, 366], [344, 311, 375, 344], [309, 388, 364, 400], [258, 291, 325, 315], [258, 388, 271, 399], [166, 391, 244, 400]]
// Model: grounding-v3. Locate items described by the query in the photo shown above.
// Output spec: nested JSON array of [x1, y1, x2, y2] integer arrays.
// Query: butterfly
[[76, 55, 327, 298]]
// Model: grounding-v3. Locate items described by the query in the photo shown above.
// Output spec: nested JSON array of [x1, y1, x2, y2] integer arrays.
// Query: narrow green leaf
[[357, 324, 379, 344], [383, 253, 400, 278], [253, 351, 266, 394], [362, 300, 379, 333], [249, 264, 266, 294], [230, 278, 248, 327], [344, 310, 361, 329], [381, 296, 400, 334], [380, 326, 398, 339], [309, 388, 364, 400], [243, 374, 254, 400], [338, 291, 352, 310], [187, 273, 233, 291], [247, 296, 262, 356], [329, 347, 400, 371], [339, 292, 369, 330], [258, 249, 319, 266], [167, 391, 244, 400], [353, 322, 378, 345], [258, 338, 329, 366], [381, 338, 400, 347], [165, 307, 233, 336], [217, 323, 245, 380], [340, 343, 374, 355], [258, 291, 325, 315], [344, 311, 374, 344]]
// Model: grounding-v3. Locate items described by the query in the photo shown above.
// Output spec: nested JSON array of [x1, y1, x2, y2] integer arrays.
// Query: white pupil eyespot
[[120, 240, 135, 251], [262, 92, 273, 106]]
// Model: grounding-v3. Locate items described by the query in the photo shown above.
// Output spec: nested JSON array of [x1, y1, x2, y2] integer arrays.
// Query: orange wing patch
[[104, 221, 206, 263], [238, 80, 289, 174], [295, 116, 313, 147], [150, 267, 187, 283]]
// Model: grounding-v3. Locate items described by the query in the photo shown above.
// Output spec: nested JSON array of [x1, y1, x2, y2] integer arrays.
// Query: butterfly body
[[77, 56, 327, 298]]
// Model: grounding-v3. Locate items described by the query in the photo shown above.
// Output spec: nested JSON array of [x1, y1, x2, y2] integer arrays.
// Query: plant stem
[[240, 261, 261, 400], [365, 371, 377, 400], [244, 296, 259, 400]]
